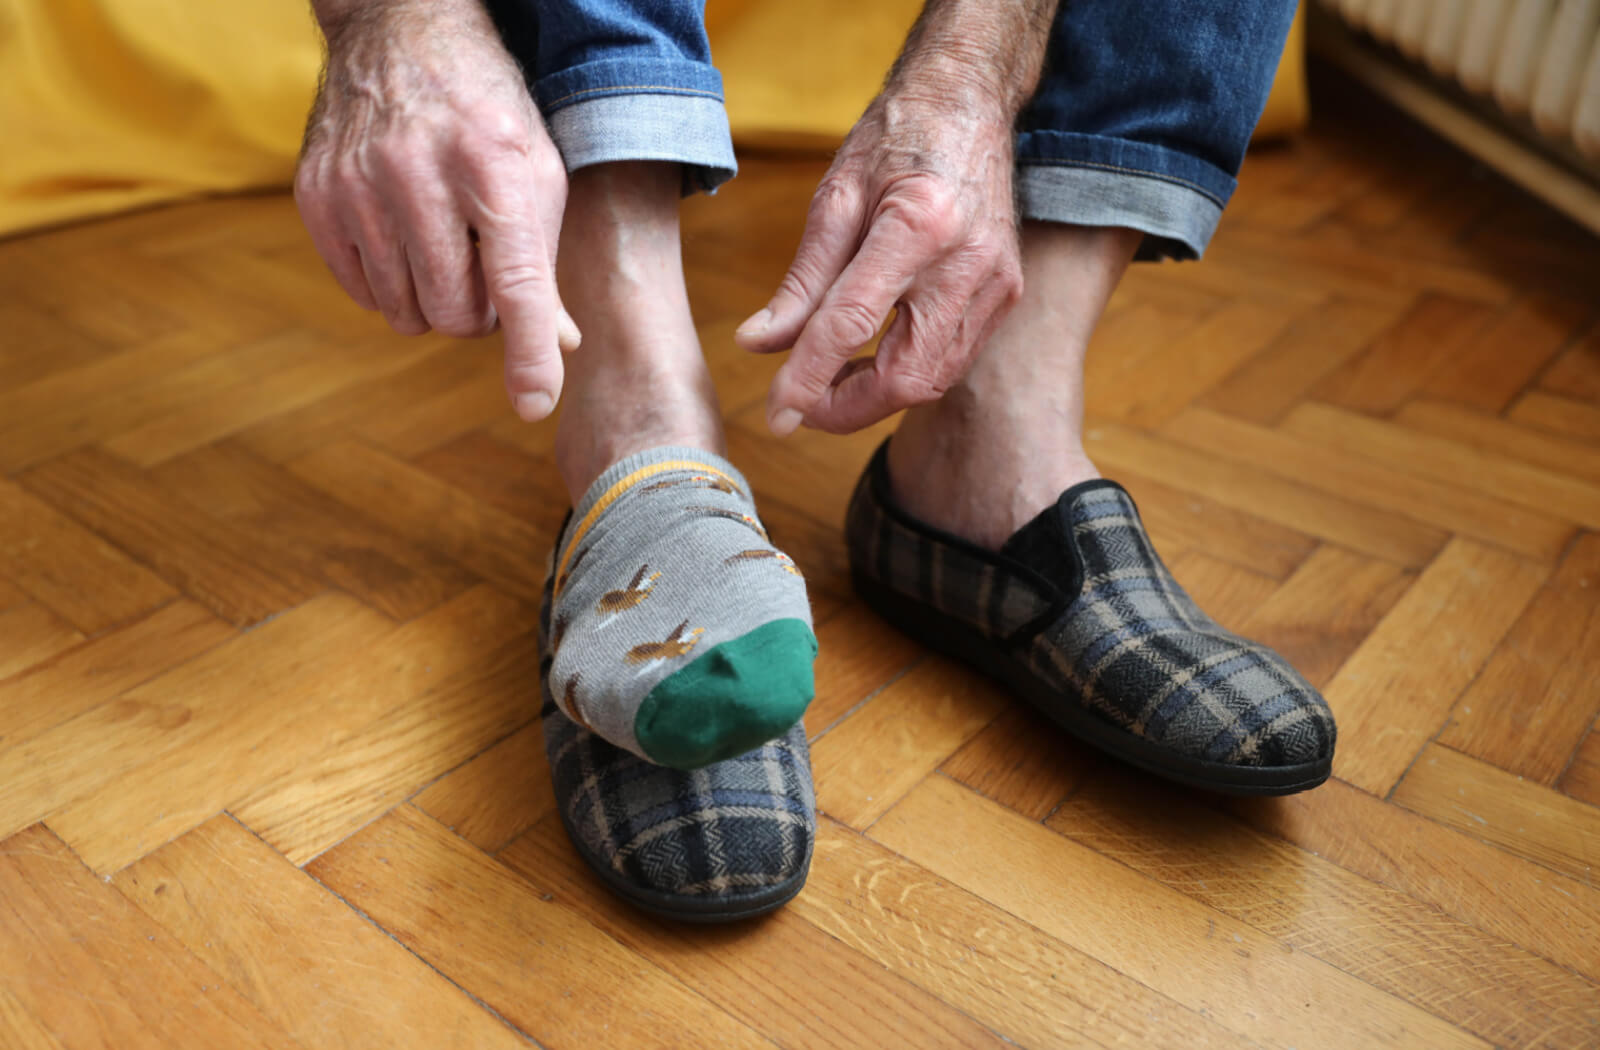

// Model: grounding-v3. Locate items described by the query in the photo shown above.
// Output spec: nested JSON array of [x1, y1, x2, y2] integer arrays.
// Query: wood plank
[[1281, 401, 1600, 530], [1227, 776, 1600, 985], [101, 331, 440, 467], [19, 448, 323, 626], [1397, 399, 1600, 487], [0, 824, 295, 1050], [0, 328, 217, 447], [354, 367, 511, 458], [0, 604, 83, 681], [1328, 538, 1547, 794], [1560, 726, 1600, 807], [1165, 407, 1574, 561], [1048, 770, 1600, 1049], [1539, 324, 1600, 402], [289, 441, 550, 600], [1115, 469, 1318, 580], [151, 442, 477, 621], [0, 576, 25, 611], [307, 805, 773, 1049], [1438, 533, 1600, 782], [117, 816, 532, 1050], [1508, 391, 1600, 442], [1167, 550, 1279, 633], [47, 586, 529, 874], [167, 246, 394, 344], [1392, 744, 1600, 884], [1196, 296, 1408, 424], [805, 601, 923, 737], [0, 479, 174, 633], [500, 815, 1013, 1050], [0, 328, 328, 473], [870, 776, 1487, 1049], [1309, 294, 1501, 415], [1235, 544, 1414, 690], [0, 594, 391, 847], [938, 705, 1091, 820], [796, 818, 1253, 1050], [1418, 293, 1592, 412], [1083, 420, 1448, 568], [230, 638, 537, 865], [0, 985, 67, 1050], [412, 430, 570, 531], [0, 302, 107, 392], [1088, 298, 1307, 426], [1202, 228, 1514, 307], [411, 722, 554, 853], [237, 338, 500, 463], [0, 247, 183, 347], [811, 656, 1006, 829], [0, 600, 231, 749]]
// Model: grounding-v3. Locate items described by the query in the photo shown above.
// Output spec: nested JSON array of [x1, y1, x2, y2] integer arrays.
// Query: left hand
[[736, 88, 1023, 435]]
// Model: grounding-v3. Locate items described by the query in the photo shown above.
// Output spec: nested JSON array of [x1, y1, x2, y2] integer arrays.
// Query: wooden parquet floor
[[3, 93, 1600, 1049]]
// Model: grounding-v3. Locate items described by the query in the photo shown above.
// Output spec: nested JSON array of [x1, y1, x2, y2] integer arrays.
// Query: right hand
[[295, 0, 579, 421]]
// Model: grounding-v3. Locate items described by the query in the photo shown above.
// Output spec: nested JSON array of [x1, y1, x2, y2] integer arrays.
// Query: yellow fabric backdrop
[[0, 0, 1306, 237]]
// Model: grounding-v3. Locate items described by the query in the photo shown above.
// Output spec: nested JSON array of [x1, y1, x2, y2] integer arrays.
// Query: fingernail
[[557, 309, 582, 352], [737, 308, 773, 340], [514, 391, 555, 421], [769, 407, 802, 436]]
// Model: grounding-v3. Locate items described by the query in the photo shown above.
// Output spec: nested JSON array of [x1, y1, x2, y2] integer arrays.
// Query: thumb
[[737, 178, 866, 353]]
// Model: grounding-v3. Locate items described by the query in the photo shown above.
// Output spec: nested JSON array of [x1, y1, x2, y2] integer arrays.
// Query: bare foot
[[549, 162, 725, 503], [885, 223, 1142, 550]]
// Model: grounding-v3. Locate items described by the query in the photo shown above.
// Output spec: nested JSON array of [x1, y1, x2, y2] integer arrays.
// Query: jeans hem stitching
[[545, 84, 726, 109], [1019, 158, 1228, 209]]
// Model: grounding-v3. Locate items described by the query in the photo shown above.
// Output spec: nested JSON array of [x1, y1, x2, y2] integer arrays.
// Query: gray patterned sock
[[547, 447, 816, 769]]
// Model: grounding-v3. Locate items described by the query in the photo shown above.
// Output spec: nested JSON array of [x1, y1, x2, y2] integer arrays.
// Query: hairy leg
[[886, 222, 1142, 549], [552, 162, 725, 503]]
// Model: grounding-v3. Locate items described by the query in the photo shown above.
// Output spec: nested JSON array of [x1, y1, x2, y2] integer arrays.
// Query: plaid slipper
[[539, 527, 815, 922], [845, 442, 1336, 795]]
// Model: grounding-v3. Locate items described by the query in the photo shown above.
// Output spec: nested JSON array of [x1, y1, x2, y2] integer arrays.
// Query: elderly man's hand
[[296, 0, 578, 421], [736, 88, 1023, 436]]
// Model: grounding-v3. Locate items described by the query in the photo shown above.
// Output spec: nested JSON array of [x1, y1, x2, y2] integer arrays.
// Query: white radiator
[[1324, 0, 1600, 160]]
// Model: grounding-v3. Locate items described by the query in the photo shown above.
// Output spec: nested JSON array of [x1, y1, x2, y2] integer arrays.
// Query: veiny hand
[[736, 90, 1023, 435], [295, 0, 579, 421]]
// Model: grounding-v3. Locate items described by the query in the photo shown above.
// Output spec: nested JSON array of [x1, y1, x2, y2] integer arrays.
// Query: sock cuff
[[557, 446, 753, 581]]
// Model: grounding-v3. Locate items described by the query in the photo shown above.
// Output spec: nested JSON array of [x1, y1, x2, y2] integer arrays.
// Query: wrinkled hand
[[295, 0, 578, 421], [736, 90, 1022, 435]]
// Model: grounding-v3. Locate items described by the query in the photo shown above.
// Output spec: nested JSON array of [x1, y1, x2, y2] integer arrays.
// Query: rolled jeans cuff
[[535, 58, 736, 195], [1014, 130, 1236, 261]]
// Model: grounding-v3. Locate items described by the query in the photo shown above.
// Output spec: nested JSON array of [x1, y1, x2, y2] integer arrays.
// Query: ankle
[[886, 396, 1099, 550]]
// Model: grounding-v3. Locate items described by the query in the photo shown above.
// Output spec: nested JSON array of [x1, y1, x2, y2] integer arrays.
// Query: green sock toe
[[634, 618, 817, 769]]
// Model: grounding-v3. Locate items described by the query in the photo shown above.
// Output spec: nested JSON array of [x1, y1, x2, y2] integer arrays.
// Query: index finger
[[765, 217, 932, 434], [468, 191, 567, 421]]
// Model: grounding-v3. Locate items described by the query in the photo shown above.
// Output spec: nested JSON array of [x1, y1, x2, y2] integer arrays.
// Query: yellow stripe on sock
[[553, 460, 742, 600]]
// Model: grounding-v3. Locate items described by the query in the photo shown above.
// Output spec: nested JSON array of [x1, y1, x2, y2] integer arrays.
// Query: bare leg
[[552, 162, 724, 503], [886, 222, 1142, 549]]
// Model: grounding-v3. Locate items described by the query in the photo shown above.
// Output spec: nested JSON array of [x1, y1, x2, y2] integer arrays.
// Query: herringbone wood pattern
[[3, 91, 1600, 1049]]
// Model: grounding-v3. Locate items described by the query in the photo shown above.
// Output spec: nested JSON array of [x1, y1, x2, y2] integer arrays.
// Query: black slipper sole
[[853, 569, 1332, 797], [555, 805, 811, 923]]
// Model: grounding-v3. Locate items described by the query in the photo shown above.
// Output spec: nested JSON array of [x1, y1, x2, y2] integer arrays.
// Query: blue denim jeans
[[484, 0, 1298, 259]]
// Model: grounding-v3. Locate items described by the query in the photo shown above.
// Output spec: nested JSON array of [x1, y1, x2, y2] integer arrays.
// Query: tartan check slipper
[[845, 441, 1336, 796], [538, 525, 815, 923]]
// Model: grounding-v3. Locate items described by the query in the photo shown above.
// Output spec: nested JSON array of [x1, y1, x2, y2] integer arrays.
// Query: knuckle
[[385, 310, 431, 337], [883, 366, 943, 407], [426, 302, 493, 338], [820, 300, 882, 349], [485, 261, 550, 301], [808, 175, 861, 226], [879, 176, 960, 244]]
